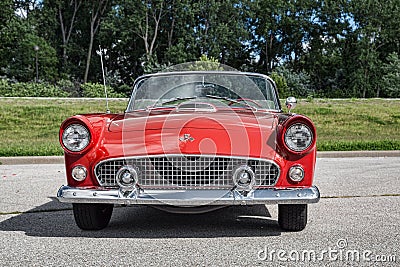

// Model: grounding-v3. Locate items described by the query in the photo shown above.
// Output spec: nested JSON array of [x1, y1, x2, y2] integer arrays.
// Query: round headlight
[[62, 124, 91, 152], [284, 123, 313, 152]]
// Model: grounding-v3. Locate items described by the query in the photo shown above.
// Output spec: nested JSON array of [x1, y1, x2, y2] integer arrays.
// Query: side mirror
[[285, 97, 297, 113]]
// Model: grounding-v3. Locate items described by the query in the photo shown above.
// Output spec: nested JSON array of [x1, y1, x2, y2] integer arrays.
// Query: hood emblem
[[179, 134, 195, 143]]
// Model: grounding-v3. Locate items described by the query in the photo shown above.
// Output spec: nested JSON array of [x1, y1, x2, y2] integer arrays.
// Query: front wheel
[[278, 204, 307, 231], [73, 203, 113, 230]]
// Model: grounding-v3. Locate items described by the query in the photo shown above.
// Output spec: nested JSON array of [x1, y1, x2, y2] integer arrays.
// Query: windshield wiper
[[160, 96, 197, 106], [205, 95, 257, 110], [205, 94, 238, 103]]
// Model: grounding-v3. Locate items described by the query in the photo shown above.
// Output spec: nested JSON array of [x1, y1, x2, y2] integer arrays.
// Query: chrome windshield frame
[[126, 71, 282, 113]]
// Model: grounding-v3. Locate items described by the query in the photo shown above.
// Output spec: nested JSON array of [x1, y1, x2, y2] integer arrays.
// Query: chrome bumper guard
[[57, 186, 320, 206]]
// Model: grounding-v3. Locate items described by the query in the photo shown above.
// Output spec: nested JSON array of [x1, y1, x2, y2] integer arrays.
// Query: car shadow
[[0, 198, 282, 238]]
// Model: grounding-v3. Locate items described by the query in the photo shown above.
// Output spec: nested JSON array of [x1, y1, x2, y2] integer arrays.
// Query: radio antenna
[[96, 45, 110, 114]]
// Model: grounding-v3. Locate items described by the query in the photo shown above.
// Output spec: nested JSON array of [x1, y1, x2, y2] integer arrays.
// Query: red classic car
[[57, 71, 320, 231]]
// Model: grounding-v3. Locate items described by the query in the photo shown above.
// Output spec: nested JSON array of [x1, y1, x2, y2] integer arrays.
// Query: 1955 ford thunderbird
[[57, 71, 320, 231]]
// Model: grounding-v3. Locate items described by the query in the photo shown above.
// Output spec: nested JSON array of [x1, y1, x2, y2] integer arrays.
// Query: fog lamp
[[288, 165, 304, 182], [71, 166, 87, 181], [233, 165, 255, 191], [116, 166, 138, 190]]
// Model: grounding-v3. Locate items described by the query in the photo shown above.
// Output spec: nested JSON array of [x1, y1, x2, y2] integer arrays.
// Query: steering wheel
[[228, 98, 262, 108]]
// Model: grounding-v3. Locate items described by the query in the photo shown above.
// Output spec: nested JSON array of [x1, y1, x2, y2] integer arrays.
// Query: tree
[[57, 0, 82, 71], [349, 0, 400, 97], [0, 0, 18, 75], [191, 0, 252, 68], [6, 33, 57, 82], [135, 0, 164, 61], [2, 0, 400, 98], [83, 0, 109, 83], [274, 66, 312, 97], [0, 0, 57, 82], [382, 52, 400, 97], [187, 54, 223, 71]]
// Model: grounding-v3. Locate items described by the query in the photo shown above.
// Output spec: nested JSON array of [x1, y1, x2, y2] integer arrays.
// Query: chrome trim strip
[[93, 154, 281, 188], [57, 185, 320, 205], [96, 154, 279, 165]]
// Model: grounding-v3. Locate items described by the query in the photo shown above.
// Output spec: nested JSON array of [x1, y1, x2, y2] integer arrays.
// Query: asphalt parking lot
[[0, 157, 399, 266]]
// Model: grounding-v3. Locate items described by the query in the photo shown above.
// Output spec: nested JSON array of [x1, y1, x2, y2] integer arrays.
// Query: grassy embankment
[[0, 98, 128, 157], [0, 98, 399, 156], [295, 98, 400, 151]]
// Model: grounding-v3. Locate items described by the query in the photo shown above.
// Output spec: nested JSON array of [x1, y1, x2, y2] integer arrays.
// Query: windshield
[[127, 72, 280, 111]]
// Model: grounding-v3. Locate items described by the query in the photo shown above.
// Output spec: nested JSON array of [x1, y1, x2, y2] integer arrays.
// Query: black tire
[[72, 203, 113, 230], [278, 204, 307, 231]]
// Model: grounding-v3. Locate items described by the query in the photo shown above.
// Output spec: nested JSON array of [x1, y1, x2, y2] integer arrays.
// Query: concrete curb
[[0, 156, 64, 165], [0, 151, 399, 165], [317, 150, 400, 158]]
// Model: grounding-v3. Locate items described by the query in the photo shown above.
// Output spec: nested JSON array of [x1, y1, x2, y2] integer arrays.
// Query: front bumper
[[57, 185, 320, 206]]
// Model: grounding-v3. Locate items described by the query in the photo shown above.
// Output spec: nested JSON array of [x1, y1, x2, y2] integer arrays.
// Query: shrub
[[81, 83, 125, 98], [116, 84, 132, 97], [57, 79, 81, 97], [0, 79, 127, 98], [0, 79, 69, 97], [0, 79, 9, 96]]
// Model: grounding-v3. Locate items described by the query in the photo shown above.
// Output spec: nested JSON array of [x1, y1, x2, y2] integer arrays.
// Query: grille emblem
[[179, 134, 195, 143]]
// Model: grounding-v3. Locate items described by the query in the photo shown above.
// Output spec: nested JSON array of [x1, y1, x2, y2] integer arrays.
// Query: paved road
[[0, 157, 399, 266]]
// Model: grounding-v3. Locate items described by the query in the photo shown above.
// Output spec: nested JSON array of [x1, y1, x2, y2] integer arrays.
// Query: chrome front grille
[[94, 155, 280, 189]]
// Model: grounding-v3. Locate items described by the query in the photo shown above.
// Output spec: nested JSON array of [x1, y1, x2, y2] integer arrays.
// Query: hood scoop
[[176, 102, 216, 112]]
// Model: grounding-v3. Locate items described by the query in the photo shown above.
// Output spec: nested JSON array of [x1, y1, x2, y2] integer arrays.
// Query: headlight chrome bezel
[[284, 122, 314, 153], [61, 123, 91, 152]]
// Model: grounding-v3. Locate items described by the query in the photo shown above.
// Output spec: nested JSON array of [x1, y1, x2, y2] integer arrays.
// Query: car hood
[[107, 110, 277, 158]]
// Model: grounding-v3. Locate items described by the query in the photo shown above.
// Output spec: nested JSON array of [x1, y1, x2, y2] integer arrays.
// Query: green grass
[[0, 98, 399, 156], [0, 98, 128, 156], [294, 98, 400, 151]]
